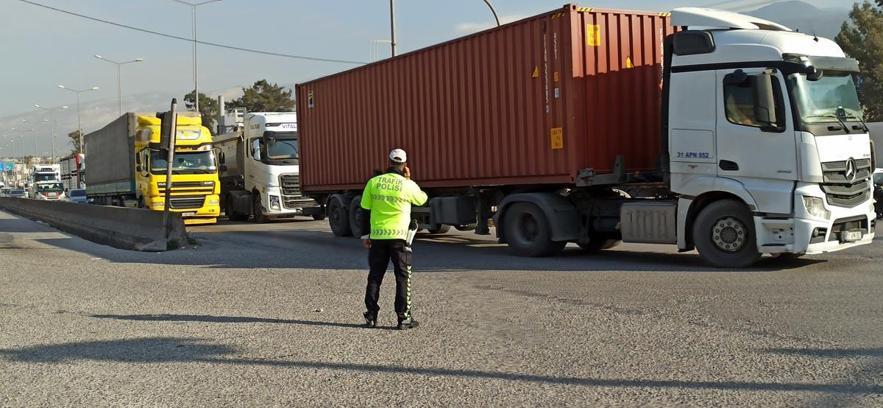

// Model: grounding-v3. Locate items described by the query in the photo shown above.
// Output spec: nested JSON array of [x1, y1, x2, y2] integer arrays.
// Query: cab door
[[715, 68, 796, 214]]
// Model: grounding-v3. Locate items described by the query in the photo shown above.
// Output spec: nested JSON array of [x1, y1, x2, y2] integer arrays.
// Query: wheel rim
[[517, 213, 539, 243], [711, 216, 747, 252]]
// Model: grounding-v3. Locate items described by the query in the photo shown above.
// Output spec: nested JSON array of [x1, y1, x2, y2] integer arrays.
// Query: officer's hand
[[362, 239, 371, 249], [403, 165, 411, 179]]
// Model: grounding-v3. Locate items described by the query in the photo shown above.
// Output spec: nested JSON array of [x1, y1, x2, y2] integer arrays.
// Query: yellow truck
[[85, 112, 220, 225]]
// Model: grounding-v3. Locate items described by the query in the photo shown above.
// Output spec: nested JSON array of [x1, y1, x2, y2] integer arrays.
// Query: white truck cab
[[666, 8, 875, 264], [215, 112, 321, 222]]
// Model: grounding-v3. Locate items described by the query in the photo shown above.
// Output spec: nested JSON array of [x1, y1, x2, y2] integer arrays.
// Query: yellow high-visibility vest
[[360, 172, 428, 240]]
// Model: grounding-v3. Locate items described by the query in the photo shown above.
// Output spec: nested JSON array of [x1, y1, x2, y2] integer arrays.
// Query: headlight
[[207, 198, 219, 206], [269, 195, 281, 210], [802, 196, 831, 219]]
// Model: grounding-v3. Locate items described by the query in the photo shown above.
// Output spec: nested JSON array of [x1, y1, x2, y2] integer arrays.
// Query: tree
[[67, 130, 82, 155], [184, 90, 220, 134], [836, 1, 883, 121], [227, 80, 295, 112]]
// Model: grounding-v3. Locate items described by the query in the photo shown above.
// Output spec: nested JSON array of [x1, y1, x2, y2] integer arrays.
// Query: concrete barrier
[[0, 198, 186, 251]]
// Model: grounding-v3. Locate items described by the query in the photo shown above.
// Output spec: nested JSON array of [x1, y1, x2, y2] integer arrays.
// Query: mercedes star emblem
[[845, 158, 856, 183]]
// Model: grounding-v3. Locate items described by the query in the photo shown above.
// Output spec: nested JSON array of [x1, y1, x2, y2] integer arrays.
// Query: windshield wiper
[[804, 114, 850, 133], [843, 113, 870, 132]]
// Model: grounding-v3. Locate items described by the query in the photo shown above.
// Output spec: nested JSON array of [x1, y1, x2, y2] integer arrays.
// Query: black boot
[[363, 311, 377, 328], [397, 315, 419, 330]]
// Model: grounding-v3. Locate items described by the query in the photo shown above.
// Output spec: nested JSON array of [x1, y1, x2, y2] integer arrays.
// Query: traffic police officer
[[360, 148, 428, 330]]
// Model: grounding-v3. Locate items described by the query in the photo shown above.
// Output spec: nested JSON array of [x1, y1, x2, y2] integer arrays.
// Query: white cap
[[389, 148, 407, 164]]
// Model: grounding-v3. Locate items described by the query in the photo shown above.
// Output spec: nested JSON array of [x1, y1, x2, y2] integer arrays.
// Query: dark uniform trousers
[[365, 239, 413, 319]]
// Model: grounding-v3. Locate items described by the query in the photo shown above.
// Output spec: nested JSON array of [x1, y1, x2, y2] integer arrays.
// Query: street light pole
[[389, 0, 397, 57], [94, 55, 144, 116], [58, 84, 99, 155], [482, 0, 501, 27], [171, 0, 222, 113], [34, 104, 69, 162]]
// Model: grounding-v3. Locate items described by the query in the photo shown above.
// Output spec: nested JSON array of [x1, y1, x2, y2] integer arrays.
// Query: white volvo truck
[[213, 112, 322, 222]]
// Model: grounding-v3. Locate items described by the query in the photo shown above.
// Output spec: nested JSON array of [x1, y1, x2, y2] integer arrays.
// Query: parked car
[[5, 189, 27, 199], [66, 189, 88, 204], [874, 168, 883, 219]]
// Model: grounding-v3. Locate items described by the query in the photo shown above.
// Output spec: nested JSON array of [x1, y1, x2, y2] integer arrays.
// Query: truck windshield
[[789, 71, 863, 125], [150, 150, 217, 174], [36, 183, 63, 192], [33, 173, 56, 182], [266, 137, 299, 160]]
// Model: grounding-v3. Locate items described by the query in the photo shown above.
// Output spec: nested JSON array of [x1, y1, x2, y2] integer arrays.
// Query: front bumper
[[149, 194, 220, 224], [756, 184, 876, 255]]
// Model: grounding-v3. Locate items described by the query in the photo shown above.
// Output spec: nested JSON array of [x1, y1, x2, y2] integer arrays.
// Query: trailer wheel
[[692, 199, 761, 268], [503, 203, 566, 257], [252, 194, 268, 223], [327, 194, 352, 237], [349, 195, 367, 238]]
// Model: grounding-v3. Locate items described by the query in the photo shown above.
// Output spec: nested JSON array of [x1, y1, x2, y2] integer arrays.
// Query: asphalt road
[[1, 209, 882, 406]]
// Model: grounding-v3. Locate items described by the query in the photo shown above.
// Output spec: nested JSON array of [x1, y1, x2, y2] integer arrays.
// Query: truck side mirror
[[218, 151, 226, 164], [806, 65, 823, 81], [723, 69, 748, 86], [754, 71, 778, 130]]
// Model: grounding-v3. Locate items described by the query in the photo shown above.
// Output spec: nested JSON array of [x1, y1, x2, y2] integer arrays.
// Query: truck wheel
[[252, 194, 268, 223], [692, 200, 761, 268], [226, 196, 246, 221], [426, 224, 451, 234], [503, 203, 566, 257], [349, 195, 367, 238], [577, 233, 620, 252], [328, 195, 352, 237]]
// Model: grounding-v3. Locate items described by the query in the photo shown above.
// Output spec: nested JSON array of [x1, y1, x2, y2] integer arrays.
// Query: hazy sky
[[0, 0, 854, 121]]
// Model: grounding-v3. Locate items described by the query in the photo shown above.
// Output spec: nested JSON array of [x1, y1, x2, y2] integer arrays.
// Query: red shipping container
[[296, 5, 675, 192]]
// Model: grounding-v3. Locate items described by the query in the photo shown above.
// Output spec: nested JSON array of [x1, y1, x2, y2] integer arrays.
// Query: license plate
[[182, 212, 196, 217], [842, 230, 862, 242]]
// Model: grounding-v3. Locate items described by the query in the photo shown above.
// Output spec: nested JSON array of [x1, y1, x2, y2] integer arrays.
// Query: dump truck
[[296, 5, 876, 267], [213, 111, 322, 222], [85, 112, 221, 225]]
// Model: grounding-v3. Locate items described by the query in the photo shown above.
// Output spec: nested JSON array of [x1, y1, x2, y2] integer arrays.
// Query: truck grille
[[159, 181, 215, 195], [280, 174, 301, 196], [171, 181, 212, 189], [283, 196, 318, 209], [169, 196, 205, 210], [820, 159, 872, 208]]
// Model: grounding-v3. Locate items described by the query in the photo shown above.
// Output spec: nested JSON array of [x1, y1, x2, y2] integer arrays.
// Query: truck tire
[[253, 193, 268, 223], [692, 199, 761, 268], [349, 195, 367, 238], [426, 224, 451, 234], [577, 233, 620, 252], [327, 194, 352, 237], [226, 196, 248, 221], [503, 203, 567, 257]]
